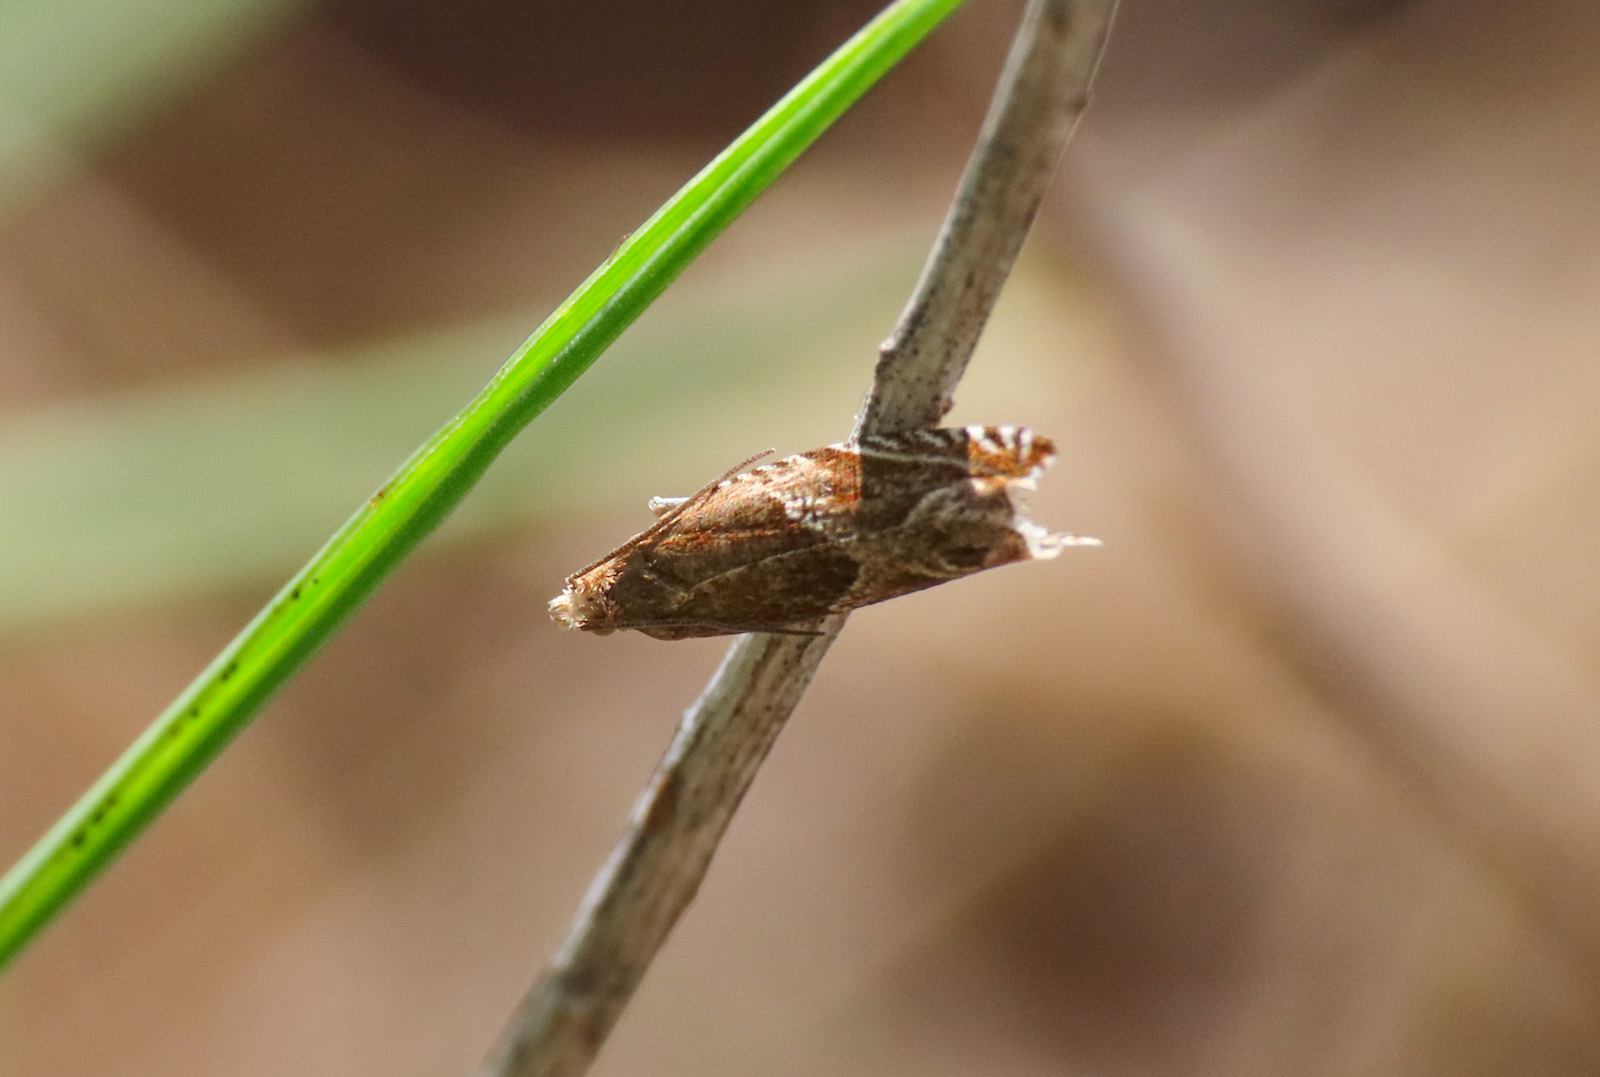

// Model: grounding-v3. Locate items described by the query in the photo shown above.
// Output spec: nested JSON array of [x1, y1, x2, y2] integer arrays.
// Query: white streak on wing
[[969, 424, 1005, 457], [849, 448, 967, 467]]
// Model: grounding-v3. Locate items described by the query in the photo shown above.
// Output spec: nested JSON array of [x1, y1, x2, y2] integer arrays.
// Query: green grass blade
[[0, 0, 969, 973], [0, 236, 922, 634]]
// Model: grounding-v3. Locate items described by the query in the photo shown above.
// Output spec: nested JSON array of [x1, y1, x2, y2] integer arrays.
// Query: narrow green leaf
[[0, 237, 921, 633], [0, 0, 968, 972]]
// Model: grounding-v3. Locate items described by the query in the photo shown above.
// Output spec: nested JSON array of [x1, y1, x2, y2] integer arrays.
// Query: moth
[[549, 425, 1097, 640]]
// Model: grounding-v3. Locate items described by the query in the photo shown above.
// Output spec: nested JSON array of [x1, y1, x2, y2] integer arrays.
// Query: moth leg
[[623, 618, 829, 640], [646, 495, 688, 517]]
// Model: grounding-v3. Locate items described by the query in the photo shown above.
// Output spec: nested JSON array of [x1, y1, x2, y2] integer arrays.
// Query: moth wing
[[642, 449, 857, 586], [655, 541, 863, 629], [559, 449, 774, 584]]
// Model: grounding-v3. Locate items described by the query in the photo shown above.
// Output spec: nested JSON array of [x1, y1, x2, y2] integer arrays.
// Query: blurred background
[[2, 0, 1600, 1073]]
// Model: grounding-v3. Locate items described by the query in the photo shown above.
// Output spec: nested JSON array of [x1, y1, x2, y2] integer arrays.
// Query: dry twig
[[479, 3, 1119, 1074]]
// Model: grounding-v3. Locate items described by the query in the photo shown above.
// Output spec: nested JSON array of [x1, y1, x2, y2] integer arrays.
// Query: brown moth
[[549, 425, 1097, 640]]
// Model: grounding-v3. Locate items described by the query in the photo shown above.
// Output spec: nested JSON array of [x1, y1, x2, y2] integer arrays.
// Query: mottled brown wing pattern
[[549, 425, 1095, 640]]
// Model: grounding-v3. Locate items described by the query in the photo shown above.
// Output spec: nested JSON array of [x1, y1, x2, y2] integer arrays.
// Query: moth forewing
[[549, 425, 1095, 639]]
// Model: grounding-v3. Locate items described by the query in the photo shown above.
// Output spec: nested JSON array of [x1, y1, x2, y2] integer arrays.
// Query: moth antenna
[[563, 449, 779, 581], [647, 448, 774, 528]]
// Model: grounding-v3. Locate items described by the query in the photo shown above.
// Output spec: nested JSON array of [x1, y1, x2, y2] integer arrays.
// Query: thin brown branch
[[478, 3, 1119, 1075], [859, 0, 1119, 437]]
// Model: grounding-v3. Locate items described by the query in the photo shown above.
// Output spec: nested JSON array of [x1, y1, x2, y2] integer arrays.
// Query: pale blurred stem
[[476, 2, 1120, 1076], [1135, 333, 1600, 998]]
